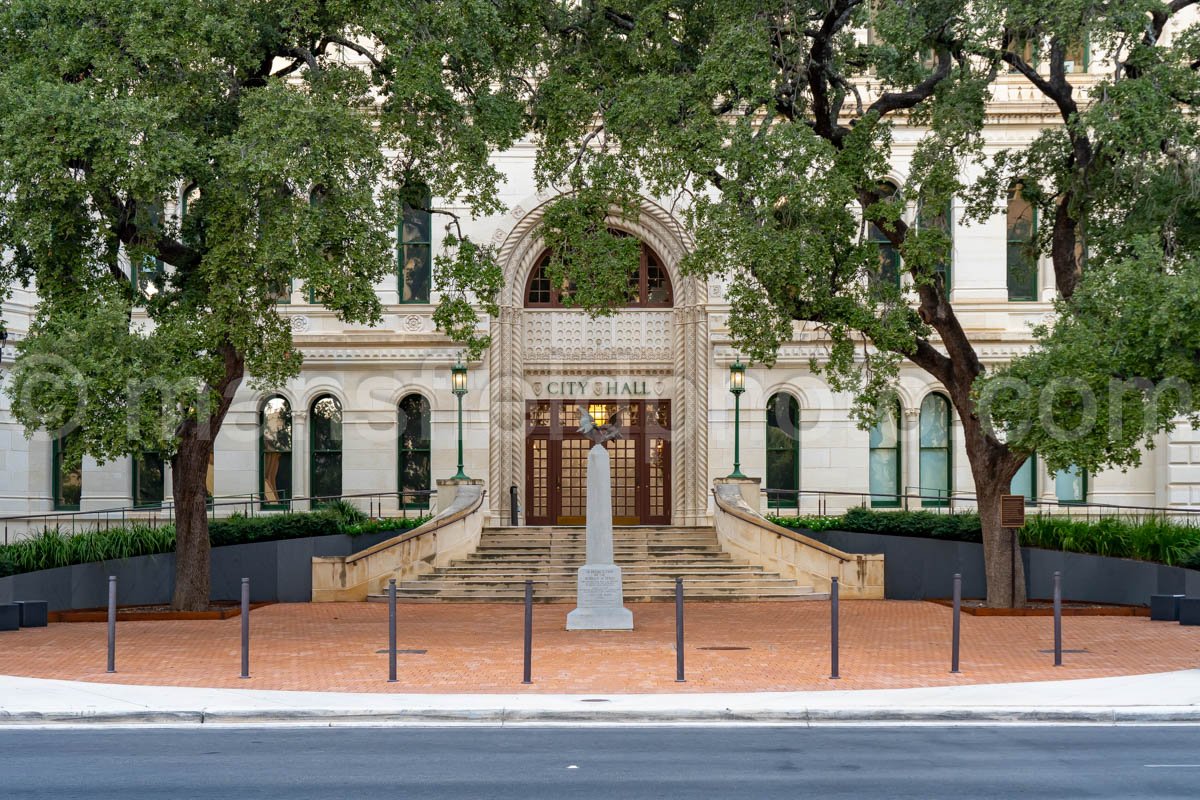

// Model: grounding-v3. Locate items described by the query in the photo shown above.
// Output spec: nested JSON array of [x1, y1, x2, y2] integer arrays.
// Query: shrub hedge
[[768, 507, 1200, 568], [0, 507, 431, 579]]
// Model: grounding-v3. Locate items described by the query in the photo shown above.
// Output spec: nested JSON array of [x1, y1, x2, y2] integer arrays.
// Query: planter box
[[1180, 598, 1200, 626], [0, 603, 19, 631], [1151, 594, 1185, 622], [14, 600, 48, 627]]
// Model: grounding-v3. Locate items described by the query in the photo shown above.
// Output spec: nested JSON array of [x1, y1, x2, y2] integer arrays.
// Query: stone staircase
[[367, 526, 829, 603]]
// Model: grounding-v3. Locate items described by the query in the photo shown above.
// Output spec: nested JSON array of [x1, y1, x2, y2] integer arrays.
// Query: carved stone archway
[[486, 195, 709, 526]]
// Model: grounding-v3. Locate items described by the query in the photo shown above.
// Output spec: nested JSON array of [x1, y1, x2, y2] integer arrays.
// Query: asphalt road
[[4, 725, 1200, 799]]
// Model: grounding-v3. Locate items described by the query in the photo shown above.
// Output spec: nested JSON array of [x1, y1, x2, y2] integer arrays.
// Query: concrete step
[[469, 553, 730, 561], [402, 577, 806, 589], [372, 590, 829, 603], [438, 566, 770, 575], [371, 524, 814, 603]]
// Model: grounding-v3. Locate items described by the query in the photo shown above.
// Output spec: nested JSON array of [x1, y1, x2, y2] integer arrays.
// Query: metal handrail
[[1, 489, 437, 545], [760, 486, 1200, 523]]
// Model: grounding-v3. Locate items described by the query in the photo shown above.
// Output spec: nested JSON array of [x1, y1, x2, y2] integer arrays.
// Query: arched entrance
[[486, 196, 710, 527]]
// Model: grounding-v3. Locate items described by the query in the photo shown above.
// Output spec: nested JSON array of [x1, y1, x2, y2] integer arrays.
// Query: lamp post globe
[[728, 357, 747, 479], [450, 358, 470, 481]]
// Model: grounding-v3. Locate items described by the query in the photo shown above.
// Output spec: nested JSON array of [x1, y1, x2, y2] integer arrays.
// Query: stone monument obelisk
[[566, 407, 634, 631]]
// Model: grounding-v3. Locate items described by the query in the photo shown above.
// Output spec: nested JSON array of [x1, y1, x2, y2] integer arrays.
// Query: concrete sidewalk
[[3, 670, 1200, 726]]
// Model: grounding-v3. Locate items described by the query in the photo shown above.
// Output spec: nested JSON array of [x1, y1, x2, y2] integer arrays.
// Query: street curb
[[3, 706, 1200, 726]]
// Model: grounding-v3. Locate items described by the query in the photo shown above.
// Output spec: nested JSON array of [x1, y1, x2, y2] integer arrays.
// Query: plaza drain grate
[[374, 649, 428, 655], [697, 646, 751, 651], [1037, 649, 1089, 654], [579, 699, 611, 703]]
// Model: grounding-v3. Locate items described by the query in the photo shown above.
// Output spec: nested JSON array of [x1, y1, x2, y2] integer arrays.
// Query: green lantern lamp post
[[728, 356, 747, 479], [451, 357, 470, 480]]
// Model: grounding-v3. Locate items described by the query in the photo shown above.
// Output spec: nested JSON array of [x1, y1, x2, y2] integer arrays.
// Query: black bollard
[[388, 578, 398, 683], [1053, 571, 1063, 667], [675, 577, 685, 683], [523, 580, 533, 684], [830, 577, 840, 680], [106, 575, 117, 674], [240, 578, 250, 679], [509, 485, 519, 527], [951, 573, 962, 674]]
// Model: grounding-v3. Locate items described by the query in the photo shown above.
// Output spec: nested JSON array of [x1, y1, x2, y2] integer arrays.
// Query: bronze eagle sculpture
[[577, 404, 622, 445]]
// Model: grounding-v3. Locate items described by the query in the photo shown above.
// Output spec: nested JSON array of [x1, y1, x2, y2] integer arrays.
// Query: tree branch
[[321, 34, 384, 71], [865, 48, 953, 119]]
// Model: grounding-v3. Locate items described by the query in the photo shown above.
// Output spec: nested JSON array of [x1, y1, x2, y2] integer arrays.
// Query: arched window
[[868, 399, 901, 507], [1011, 453, 1037, 505], [260, 396, 293, 510], [868, 181, 902, 288], [919, 393, 952, 507], [765, 393, 800, 510], [525, 235, 672, 308], [918, 197, 952, 290], [52, 430, 83, 511], [310, 395, 343, 505], [398, 394, 432, 509], [399, 185, 432, 303], [1007, 182, 1037, 301], [1054, 465, 1087, 505]]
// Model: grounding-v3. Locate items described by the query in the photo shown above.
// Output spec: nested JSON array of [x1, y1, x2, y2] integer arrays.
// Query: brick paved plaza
[[1, 601, 1196, 694]]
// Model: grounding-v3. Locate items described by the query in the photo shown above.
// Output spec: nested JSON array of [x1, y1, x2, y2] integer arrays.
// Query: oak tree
[[0, 0, 534, 609]]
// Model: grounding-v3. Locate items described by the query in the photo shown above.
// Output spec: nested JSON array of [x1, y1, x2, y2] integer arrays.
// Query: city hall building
[[2, 60, 1198, 534]]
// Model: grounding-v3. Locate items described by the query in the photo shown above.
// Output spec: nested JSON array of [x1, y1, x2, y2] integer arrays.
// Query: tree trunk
[[169, 343, 245, 611], [171, 436, 213, 611], [975, 474, 1027, 608]]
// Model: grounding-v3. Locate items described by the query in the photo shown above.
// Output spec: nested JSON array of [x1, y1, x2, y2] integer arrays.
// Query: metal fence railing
[[0, 489, 437, 545], [761, 486, 1200, 525]]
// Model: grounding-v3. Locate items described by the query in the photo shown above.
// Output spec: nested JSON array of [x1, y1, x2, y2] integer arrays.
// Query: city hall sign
[[534, 378, 655, 397]]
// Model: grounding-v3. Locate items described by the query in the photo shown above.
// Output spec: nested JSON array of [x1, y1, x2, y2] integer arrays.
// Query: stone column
[[566, 444, 634, 630]]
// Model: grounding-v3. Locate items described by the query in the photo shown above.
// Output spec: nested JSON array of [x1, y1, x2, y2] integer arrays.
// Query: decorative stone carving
[[289, 315, 311, 333], [524, 311, 673, 363], [403, 314, 424, 333]]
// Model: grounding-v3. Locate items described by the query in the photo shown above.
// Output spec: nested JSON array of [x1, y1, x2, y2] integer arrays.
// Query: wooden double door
[[525, 400, 671, 526]]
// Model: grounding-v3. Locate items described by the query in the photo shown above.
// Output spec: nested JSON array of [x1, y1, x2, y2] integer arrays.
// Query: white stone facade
[[1, 46, 1193, 536]]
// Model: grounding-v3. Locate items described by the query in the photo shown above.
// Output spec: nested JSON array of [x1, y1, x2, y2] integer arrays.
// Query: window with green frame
[[918, 197, 952, 291], [310, 394, 343, 506], [260, 395, 293, 509], [1054, 465, 1087, 505], [52, 430, 83, 511], [868, 400, 901, 507], [131, 202, 165, 299], [1006, 34, 1036, 72], [1007, 182, 1038, 300], [267, 278, 293, 304], [398, 393, 431, 508], [133, 256, 164, 298], [919, 393, 952, 507], [1011, 453, 1038, 505], [399, 186, 432, 303], [133, 452, 165, 508], [1005, 33, 1087, 73], [765, 392, 800, 509], [1063, 34, 1089, 74], [868, 181, 902, 288]]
